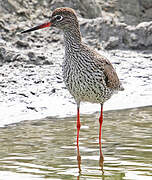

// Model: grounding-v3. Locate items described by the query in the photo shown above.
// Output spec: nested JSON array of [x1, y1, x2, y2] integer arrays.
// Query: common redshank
[[22, 7, 124, 170]]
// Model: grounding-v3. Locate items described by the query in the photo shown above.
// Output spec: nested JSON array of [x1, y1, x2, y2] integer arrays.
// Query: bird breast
[[62, 52, 113, 104]]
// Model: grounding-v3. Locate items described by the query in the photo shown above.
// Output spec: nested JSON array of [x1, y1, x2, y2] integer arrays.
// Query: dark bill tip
[[21, 22, 52, 34]]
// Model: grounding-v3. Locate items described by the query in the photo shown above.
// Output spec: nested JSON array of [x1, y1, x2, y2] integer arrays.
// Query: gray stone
[[104, 36, 119, 50]]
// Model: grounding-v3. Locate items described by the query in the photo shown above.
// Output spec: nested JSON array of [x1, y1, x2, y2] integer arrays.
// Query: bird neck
[[63, 26, 82, 51]]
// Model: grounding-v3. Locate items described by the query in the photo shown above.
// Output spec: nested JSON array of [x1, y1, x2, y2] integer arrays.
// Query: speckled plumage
[[22, 7, 124, 106], [51, 7, 124, 105]]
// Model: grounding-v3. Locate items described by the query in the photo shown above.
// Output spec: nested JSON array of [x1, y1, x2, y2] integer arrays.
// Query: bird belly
[[70, 80, 113, 104], [63, 62, 113, 104]]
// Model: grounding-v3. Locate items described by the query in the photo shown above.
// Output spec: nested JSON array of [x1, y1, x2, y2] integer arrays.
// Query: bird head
[[21, 7, 78, 33]]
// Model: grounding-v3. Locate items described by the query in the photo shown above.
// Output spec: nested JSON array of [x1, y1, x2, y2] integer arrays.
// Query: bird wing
[[82, 44, 123, 90], [103, 61, 121, 89], [94, 52, 122, 90]]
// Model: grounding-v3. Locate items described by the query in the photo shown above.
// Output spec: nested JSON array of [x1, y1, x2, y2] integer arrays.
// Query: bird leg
[[76, 103, 81, 173], [99, 104, 103, 146], [99, 104, 104, 171], [77, 103, 81, 146]]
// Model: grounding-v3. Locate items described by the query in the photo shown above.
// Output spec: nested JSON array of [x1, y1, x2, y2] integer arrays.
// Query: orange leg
[[77, 105, 81, 147], [77, 104, 81, 173], [99, 104, 103, 146], [99, 104, 104, 171]]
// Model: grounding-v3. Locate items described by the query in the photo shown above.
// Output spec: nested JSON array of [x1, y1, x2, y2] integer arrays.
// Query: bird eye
[[55, 15, 63, 21]]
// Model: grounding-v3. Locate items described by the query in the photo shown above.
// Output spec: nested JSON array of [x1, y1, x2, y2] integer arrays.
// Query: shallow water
[[0, 106, 152, 179]]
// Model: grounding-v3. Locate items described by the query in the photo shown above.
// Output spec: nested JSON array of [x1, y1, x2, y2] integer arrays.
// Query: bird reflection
[[99, 142, 104, 173], [77, 143, 81, 173], [76, 137, 104, 175]]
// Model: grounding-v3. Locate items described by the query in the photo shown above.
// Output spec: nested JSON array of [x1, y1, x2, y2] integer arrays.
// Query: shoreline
[[0, 49, 152, 127]]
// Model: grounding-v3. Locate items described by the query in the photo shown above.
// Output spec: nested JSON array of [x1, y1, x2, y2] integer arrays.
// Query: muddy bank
[[0, 49, 152, 126], [0, 1, 152, 126]]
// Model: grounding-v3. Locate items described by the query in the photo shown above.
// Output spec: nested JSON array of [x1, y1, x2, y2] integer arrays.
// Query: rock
[[118, 0, 141, 25], [50, 0, 102, 18], [27, 106, 38, 112], [0, 47, 19, 63], [81, 17, 152, 50], [37, 55, 46, 61], [0, 47, 6, 62], [104, 36, 119, 50], [15, 40, 29, 48], [14, 54, 28, 62], [28, 52, 35, 59], [43, 60, 53, 65], [140, 0, 152, 9], [51, 88, 56, 94]]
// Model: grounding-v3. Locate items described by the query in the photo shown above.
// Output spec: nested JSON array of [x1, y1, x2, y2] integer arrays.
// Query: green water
[[0, 106, 152, 179]]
